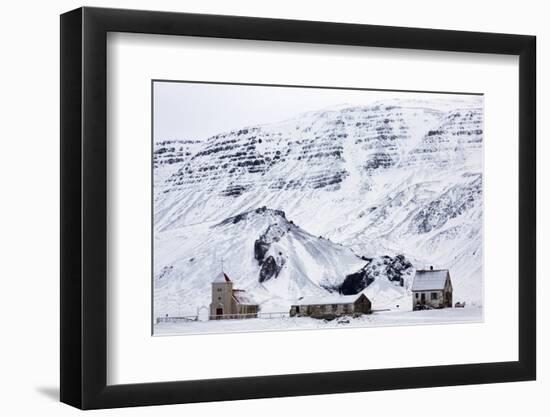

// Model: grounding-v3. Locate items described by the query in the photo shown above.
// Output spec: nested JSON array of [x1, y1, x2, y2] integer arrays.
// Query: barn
[[289, 293, 371, 319], [412, 267, 453, 310], [209, 271, 259, 319]]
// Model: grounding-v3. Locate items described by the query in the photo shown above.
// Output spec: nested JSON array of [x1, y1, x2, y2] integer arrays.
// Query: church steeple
[[212, 271, 232, 283], [210, 270, 233, 319]]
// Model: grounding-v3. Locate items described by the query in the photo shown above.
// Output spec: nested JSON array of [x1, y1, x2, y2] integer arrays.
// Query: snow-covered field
[[154, 306, 483, 336]]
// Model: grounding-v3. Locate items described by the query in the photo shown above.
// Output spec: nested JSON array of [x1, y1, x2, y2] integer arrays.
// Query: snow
[[232, 290, 257, 305], [153, 208, 367, 317], [293, 293, 365, 306], [213, 271, 231, 283], [154, 306, 483, 336], [411, 270, 449, 291], [152, 95, 484, 334], [363, 275, 411, 309]]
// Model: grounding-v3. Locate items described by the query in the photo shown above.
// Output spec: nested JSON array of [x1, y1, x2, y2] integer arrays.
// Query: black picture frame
[[60, 6, 536, 410]]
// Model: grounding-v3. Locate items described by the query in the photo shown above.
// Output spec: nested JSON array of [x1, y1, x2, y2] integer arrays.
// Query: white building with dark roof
[[209, 271, 259, 319], [289, 293, 371, 319], [411, 267, 453, 310]]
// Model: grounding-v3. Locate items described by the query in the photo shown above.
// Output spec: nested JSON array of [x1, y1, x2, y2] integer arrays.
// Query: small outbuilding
[[412, 267, 453, 310], [290, 293, 371, 319]]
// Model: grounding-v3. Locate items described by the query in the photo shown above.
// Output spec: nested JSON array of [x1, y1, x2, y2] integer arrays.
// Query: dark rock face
[[404, 108, 483, 169], [410, 175, 481, 234], [253, 220, 287, 263], [254, 228, 283, 266], [256, 206, 286, 219], [259, 256, 282, 283], [364, 152, 393, 172], [254, 240, 270, 264], [380, 254, 413, 282], [339, 267, 374, 295], [156, 265, 174, 282], [252, 216, 290, 282], [153, 140, 201, 168], [220, 184, 250, 197], [339, 254, 413, 295], [218, 206, 287, 226]]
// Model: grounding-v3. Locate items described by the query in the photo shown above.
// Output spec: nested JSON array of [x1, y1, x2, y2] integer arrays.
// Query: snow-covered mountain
[[153, 97, 483, 316], [154, 207, 372, 315]]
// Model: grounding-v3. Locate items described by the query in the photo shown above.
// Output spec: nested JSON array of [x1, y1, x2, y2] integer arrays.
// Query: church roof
[[212, 271, 232, 283], [232, 289, 258, 306], [412, 269, 449, 291]]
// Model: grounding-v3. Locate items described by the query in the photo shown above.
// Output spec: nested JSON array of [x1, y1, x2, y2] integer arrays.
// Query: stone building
[[209, 271, 259, 319], [289, 293, 371, 319], [411, 267, 453, 310]]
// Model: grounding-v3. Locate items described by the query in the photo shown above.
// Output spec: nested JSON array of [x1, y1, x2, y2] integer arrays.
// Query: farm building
[[290, 293, 371, 319], [209, 271, 259, 319], [412, 267, 453, 310]]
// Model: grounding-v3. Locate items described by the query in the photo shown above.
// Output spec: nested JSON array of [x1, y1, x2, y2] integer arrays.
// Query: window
[[431, 292, 438, 300], [415, 293, 419, 299], [332, 304, 338, 311], [217, 288, 222, 292]]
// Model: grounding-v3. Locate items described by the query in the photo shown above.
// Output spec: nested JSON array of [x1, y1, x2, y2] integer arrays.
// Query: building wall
[[444, 278, 453, 307], [290, 299, 371, 318], [354, 296, 372, 314], [237, 304, 259, 317], [210, 282, 260, 318], [210, 281, 235, 317], [413, 290, 451, 310]]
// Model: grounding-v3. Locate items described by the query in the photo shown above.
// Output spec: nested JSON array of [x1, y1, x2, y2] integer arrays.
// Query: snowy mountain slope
[[154, 207, 369, 316], [153, 96, 484, 315], [153, 101, 454, 230], [153, 139, 202, 188]]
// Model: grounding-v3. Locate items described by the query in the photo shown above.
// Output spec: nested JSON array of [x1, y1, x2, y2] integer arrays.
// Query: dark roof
[[412, 269, 449, 291]]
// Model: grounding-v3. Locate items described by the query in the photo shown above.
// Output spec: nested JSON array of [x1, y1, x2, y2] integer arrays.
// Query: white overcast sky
[[153, 81, 481, 142]]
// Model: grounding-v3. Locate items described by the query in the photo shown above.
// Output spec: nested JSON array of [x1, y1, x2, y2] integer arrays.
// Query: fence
[[258, 311, 289, 319], [156, 315, 198, 324], [156, 311, 290, 324], [209, 311, 290, 320]]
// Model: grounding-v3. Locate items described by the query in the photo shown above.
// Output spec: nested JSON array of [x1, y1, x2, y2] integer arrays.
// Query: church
[[209, 271, 259, 319]]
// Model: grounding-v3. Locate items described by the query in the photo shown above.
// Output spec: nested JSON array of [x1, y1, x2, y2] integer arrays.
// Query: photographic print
[[152, 81, 483, 336]]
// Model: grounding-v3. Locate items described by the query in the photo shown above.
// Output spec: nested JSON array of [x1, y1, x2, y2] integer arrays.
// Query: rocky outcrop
[[153, 139, 201, 168], [410, 175, 482, 234], [254, 240, 270, 264], [253, 218, 290, 282], [339, 254, 413, 295], [404, 108, 483, 169], [338, 265, 374, 295], [259, 256, 283, 283]]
